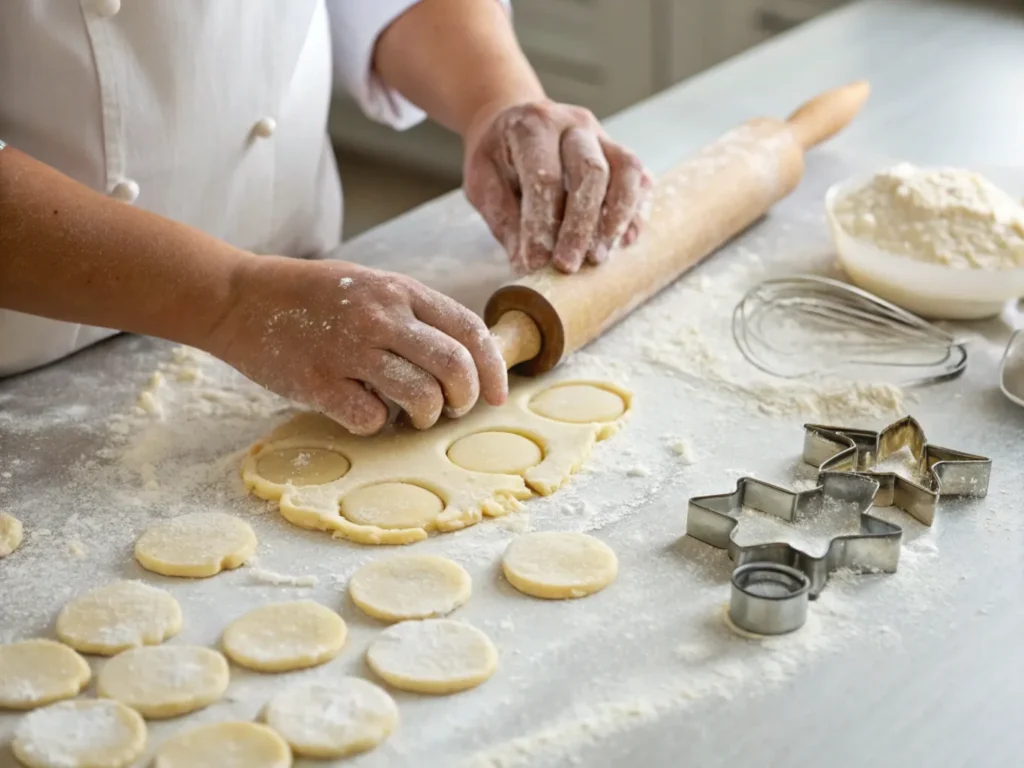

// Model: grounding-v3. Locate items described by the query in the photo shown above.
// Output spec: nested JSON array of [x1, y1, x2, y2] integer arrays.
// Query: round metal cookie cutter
[[728, 562, 810, 636]]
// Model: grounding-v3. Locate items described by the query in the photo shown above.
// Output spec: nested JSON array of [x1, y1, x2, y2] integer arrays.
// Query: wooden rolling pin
[[486, 81, 871, 374]]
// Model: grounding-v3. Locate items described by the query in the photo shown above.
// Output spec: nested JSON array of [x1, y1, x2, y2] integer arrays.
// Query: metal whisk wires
[[732, 275, 968, 385]]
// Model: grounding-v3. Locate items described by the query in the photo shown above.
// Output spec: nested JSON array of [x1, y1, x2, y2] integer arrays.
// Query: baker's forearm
[[0, 147, 245, 349], [374, 0, 545, 137]]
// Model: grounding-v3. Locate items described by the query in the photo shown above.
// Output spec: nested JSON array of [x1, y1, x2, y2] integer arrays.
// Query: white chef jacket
[[0, 0, 429, 377]]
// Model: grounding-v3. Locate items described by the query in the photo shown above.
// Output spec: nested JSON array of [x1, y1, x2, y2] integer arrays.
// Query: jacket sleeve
[[325, 0, 512, 131]]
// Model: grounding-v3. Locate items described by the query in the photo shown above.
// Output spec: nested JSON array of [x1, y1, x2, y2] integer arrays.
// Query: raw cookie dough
[[341, 482, 444, 529], [222, 600, 346, 672], [135, 512, 257, 577], [13, 699, 147, 768], [264, 678, 398, 759], [349, 554, 471, 622], [502, 531, 618, 599], [56, 580, 182, 655], [242, 378, 632, 545], [529, 383, 628, 423], [366, 619, 497, 694], [0, 511, 23, 556], [97, 645, 230, 718], [154, 721, 290, 768], [255, 447, 350, 486], [0, 639, 91, 710], [447, 431, 543, 474]]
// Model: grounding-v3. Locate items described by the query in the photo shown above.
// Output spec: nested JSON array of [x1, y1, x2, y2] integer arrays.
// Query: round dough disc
[[0, 639, 91, 710], [0, 511, 23, 557], [447, 431, 543, 474], [97, 645, 229, 719], [154, 721, 289, 768], [264, 677, 398, 759], [13, 699, 147, 768], [529, 383, 626, 423], [134, 512, 257, 578], [341, 483, 444, 529], [56, 580, 182, 656], [255, 447, 350, 486], [222, 600, 346, 672], [502, 531, 618, 599], [349, 554, 471, 622], [366, 619, 497, 694]]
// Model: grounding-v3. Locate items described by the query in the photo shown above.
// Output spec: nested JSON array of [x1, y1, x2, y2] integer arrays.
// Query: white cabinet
[[328, 0, 848, 178]]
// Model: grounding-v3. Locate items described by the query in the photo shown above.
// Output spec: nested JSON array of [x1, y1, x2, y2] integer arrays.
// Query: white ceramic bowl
[[824, 174, 1024, 320]]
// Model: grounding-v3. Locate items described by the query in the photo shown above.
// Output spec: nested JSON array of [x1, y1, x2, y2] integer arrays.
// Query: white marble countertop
[[2, 1, 1023, 766]]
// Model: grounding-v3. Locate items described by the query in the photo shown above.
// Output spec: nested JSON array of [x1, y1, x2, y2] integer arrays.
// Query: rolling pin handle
[[489, 310, 544, 370], [786, 80, 870, 150]]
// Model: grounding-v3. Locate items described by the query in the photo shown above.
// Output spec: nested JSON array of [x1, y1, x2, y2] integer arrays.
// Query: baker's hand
[[206, 256, 508, 435], [462, 100, 654, 275]]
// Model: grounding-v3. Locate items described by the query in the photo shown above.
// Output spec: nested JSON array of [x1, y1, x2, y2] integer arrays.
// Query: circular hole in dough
[[134, 512, 257, 578], [264, 677, 398, 759], [153, 721, 289, 768], [0, 639, 91, 710], [366, 619, 497, 695], [222, 600, 346, 673], [502, 531, 618, 599], [349, 554, 471, 622], [529, 383, 627, 423], [13, 699, 147, 768], [341, 482, 445, 530], [56, 580, 182, 656], [255, 447, 350, 486], [97, 645, 229, 719], [447, 431, 543, 474]]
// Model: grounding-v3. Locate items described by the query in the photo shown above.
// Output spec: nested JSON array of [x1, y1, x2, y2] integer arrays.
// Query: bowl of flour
[[825, 163, 1024, 319]]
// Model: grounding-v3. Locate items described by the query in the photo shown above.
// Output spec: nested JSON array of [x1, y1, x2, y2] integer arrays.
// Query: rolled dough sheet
[[242, 379, 631, 545]]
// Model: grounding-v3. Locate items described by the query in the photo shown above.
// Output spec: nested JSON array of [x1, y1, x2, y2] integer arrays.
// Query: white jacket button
[[90, 0, 122, 17], [252, 117, 277, 139], [111, 179, 139, 203]]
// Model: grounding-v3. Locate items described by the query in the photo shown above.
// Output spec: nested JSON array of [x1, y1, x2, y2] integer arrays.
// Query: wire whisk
[[732, 275, 968, 385]]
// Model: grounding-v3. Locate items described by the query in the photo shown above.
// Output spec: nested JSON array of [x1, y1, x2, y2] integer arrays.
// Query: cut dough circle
[[349, 554, 471, 622], [97, 645, 230, 719], [0, 511, 23, 557], [502, 531, 618, 599], [366, 619, 497, 694], [341, 482, 444, 529], [56, 580, 182, 656], [222, 600, 346, 672], [529, 383, 627, 423], [153, 721, 290, 768], [447, 431, 543, 474], [264, 677, 398, 759], [255, 447, 350, 486], [135, 512, 257, 578], [12, 699, 147, 768], [0, 639, 91, 710]]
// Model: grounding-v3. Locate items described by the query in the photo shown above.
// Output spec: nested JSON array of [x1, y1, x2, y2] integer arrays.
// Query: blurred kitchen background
[[335, 0, 850, 239]]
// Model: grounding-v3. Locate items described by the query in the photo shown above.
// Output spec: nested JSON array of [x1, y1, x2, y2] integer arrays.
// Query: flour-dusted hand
[[463, 101, 654, 275], [206, 257, 508, 434]]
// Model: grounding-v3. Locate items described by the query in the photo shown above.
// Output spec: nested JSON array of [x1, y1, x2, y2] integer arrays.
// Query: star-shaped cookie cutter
[[802, 416, 992, 527], [686, 472, 901, 635]]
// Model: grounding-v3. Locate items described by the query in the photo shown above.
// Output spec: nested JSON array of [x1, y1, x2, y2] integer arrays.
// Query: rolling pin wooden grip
[[486, 81, 871, 374]]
